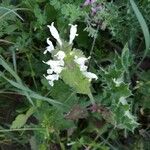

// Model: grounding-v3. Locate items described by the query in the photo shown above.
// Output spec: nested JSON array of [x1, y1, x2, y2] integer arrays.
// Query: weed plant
[[0, 0, 150, 149]]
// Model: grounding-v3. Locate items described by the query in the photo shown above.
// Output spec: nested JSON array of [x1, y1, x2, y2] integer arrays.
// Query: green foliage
[[99, 45, 138, 131], [61, 4, 83, 23], [0, 0, 150, 149], [135, 71, 150, 109]]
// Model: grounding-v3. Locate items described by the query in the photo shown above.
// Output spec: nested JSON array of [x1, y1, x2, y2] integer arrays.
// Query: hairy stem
[[88, 92, 95, 105]]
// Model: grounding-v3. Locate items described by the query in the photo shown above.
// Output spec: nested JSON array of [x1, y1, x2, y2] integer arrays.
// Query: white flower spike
[[44, 22, 98, 86], [47, 22, 62, 46], [69, 24, 78, 44], [43, 38, 54, 54]]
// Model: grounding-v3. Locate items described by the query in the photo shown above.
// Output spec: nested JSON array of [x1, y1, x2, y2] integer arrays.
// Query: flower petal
[[55, 51, 66, 60], [80, 65, 88, 72], [45, 74, 59, 81], [43, 38, 54, 54], [47, 22, 62, 46], [74, 56, 88, 65], [53, 66, 64, 74], [47, 69, 53, 74], [43, 60, 63, 67], [69, 24, 78, 44], [83, 0, 96, 6], [82, 72, 98, 81], [48, 80, 54, 86]]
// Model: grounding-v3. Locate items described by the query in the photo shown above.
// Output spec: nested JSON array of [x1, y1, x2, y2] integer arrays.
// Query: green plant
[[0, 0, 150, 149]]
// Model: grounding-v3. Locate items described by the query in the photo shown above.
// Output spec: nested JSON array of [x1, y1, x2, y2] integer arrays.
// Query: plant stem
[[88, 92, 95, 105], [26, 53, 38, 90], [0, 128, 44, 132], [89, 24, 100, 69]]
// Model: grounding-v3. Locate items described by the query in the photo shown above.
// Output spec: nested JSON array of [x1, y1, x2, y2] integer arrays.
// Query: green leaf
[[11, 107, 35, 129], [4, 24, 18, 34], [100, 53, 138, 131], [61, 68, 91, 95], [121, 44, 130, 72], [0, 6, 24, 21], [61, 4, 82, 23], [50, 81, 78, 107], [11, 114, 27, 129]]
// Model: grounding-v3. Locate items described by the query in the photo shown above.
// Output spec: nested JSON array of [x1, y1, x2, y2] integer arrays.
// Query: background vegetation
[[0, 0, 150, 149]]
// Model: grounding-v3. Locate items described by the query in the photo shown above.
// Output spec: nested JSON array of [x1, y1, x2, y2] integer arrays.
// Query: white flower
[[80, 65, 88, 72], [45, 74, 59, 81], [47, 22, 62, 46], [44, 22, 99, 86], [74, 56, 88, 65], [74, 55, 98, 81], [46, 67, 63, 74], [43, 60, 64, 67], [43, 38, 54, 54], [47, 69, 53, 74], [43, 51, 65, 86], [53, 66, 64, 74], [82, 72, 98, 81], [74, 56, 89, 71], [43, 60, 64, 74], [44, 74, 59, 86], [55, 51, 66, 60], [69, 24, 78, 44]]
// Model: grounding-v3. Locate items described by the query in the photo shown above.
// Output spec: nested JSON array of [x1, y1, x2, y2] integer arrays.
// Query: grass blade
[[0, 56, 21, 83], [0, 6, 24, 21], [12, 49, 17, 73], [129, 0, 150, 68], [29, 92, 63, 106], [1, 75, 34, 105]]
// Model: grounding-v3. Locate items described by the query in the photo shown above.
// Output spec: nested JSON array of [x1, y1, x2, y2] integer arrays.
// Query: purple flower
[[91, 4, 103, 14], [83, 0, 96, 6]]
